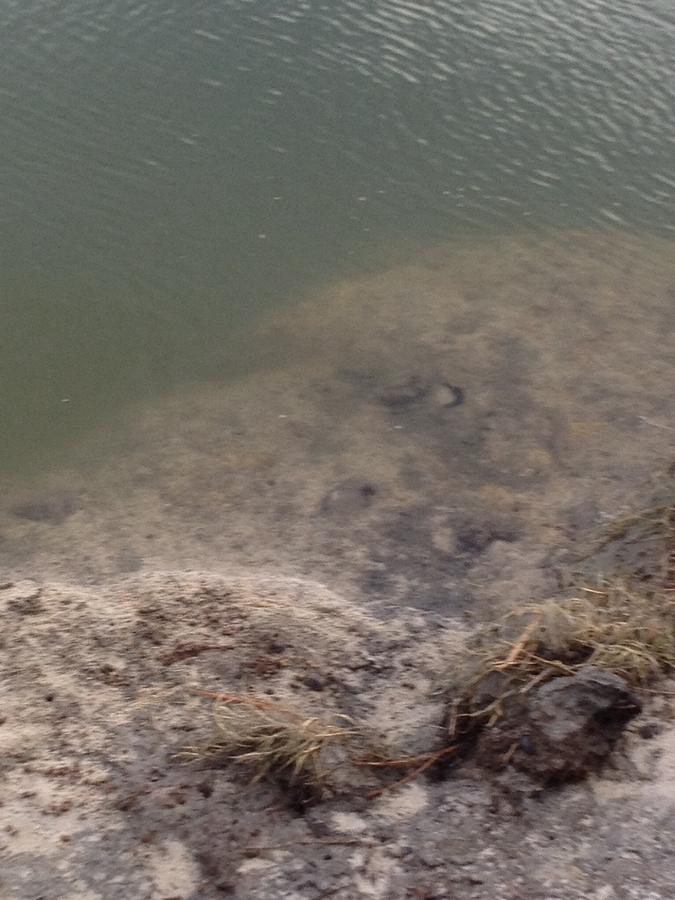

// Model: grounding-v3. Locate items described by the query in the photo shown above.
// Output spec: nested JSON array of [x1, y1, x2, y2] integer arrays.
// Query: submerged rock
[[429, 382, 464, 409], [376, 375, 464, 410]]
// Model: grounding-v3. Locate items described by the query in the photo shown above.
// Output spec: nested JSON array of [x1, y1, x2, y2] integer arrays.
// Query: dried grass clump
[[186, 693, 355, 801], [442, 493, 675, 749], [443, 578, 675, 746]]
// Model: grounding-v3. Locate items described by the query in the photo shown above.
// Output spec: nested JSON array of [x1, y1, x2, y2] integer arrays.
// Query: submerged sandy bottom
[[1, 228, 673, 611], [1, 229, 675, 898]]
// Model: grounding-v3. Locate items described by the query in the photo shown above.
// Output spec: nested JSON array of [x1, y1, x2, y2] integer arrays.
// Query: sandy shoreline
[[1, 229, 675, 897]]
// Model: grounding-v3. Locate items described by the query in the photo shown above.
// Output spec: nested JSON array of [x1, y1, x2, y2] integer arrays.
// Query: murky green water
[[1, 0, 674, 473]]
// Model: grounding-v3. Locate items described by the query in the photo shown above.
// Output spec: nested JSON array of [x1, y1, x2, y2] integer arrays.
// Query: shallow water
[[1, 0, 674, 474], [1, 230, 673, 609]]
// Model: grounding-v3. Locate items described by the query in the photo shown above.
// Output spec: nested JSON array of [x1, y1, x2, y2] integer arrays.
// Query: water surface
[[1, 0, 674, 473]]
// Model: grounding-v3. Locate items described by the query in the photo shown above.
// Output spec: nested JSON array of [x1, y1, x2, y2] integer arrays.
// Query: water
[[1, 0, 674, 474], [2, 8, 675, 890]]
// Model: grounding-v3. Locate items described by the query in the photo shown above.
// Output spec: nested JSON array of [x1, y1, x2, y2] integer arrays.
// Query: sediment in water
[[1, 230, 675, 898]]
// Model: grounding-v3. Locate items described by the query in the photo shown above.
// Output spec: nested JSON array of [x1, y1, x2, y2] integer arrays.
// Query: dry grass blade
[[185, 693, 356, 800], [365, 745, 458, 799]]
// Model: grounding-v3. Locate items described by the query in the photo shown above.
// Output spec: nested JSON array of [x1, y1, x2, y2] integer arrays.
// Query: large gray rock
[[531, 667, 640, 742]]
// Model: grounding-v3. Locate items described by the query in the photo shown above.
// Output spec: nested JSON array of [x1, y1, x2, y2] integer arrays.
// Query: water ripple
[[1, 0, 674, 463]]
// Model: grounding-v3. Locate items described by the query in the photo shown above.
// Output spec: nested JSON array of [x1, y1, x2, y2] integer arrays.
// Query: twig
[[366, 745, 457, 799], [501, 741, 518, 766], [523, 654, 577, 675], [494, 619, 540, 670], [355, 749, 453, 769]]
